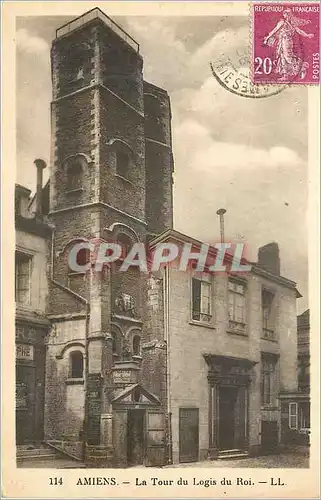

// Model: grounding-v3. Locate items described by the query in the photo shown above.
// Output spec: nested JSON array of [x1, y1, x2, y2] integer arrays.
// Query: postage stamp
[[251, 3, 320, 85]]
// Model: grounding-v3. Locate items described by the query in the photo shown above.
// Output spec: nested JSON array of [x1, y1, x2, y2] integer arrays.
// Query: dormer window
[[133, 335, 141, 356]]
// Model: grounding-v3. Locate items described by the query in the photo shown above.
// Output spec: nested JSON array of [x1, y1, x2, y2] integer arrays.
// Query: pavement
[[17, 451, 309, 469], [17, 457, 87, 468]]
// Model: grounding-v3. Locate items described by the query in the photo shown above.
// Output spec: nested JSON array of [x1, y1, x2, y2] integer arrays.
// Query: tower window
[[67, 160, 83, 191], [116, 150, 130, 179], [133, 335, 141, 356], [70, 351, 84, 378]]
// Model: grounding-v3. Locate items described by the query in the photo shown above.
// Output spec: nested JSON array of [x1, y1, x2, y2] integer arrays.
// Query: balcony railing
[[56, 8, 139, 53]]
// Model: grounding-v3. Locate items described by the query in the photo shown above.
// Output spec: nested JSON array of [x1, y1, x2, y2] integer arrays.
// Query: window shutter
[[289, 402, 298, 430]]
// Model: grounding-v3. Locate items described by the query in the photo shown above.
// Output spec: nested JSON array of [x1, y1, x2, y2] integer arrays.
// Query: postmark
[[251, 3, 320, 85]]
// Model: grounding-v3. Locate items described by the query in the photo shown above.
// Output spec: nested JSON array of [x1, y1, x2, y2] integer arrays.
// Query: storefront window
[[15, 253, 32, 305]]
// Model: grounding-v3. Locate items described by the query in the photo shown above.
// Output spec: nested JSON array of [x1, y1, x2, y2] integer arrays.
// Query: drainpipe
[[34, 159, 46, 217], [50, 227, 90, 462], [164, 265, 172, 464]]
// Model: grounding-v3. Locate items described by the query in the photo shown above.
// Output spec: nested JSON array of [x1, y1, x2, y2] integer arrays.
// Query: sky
[[16, 13, 308, 312]]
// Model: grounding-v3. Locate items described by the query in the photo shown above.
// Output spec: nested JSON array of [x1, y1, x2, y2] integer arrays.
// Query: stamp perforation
[[250, 1, 320, 87]]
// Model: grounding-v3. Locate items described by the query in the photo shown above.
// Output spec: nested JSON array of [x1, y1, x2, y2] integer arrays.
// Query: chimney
[[258, 242, 280, 276], [34, 159, 46, 217], [216, 208, 227, 243]]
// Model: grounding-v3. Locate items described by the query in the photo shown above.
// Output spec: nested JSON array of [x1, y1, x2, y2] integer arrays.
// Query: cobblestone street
[[166, 450, 309, 469]]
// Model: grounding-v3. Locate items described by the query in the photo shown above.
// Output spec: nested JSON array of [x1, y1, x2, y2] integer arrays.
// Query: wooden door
[[145, 411, 166, 466], [179, 408, 199, 463]]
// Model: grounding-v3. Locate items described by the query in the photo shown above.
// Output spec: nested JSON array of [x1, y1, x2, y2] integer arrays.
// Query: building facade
[[43, 8, 173, 464]]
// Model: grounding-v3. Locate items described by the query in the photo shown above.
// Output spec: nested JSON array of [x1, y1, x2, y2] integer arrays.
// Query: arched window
[[111, 329, 122, 357], [67, 159, 83, 191], [70, 351, 84, 378], [133, 335, 141, 356]]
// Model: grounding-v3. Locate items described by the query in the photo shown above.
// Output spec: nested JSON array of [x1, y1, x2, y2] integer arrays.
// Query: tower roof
[[55, 7, 139, 53]]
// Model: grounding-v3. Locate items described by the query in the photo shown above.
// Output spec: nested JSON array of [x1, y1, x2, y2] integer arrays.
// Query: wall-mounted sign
[[16, 344, 34, 361], [16, 382, 28, 409]]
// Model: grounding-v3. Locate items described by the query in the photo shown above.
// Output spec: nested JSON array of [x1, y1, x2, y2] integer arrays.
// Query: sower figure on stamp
[[263, 8, 314, 80]]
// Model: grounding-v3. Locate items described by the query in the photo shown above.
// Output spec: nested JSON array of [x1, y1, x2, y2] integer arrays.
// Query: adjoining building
[[148, 232, 300, 463], [279, 309, 310, 447]]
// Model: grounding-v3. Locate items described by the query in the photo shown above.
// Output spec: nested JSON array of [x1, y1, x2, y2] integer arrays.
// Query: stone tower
[[45, 8, 173, 465]]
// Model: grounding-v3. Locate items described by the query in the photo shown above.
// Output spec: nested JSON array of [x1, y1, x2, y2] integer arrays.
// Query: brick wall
[[144, 82, 173, 234]]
